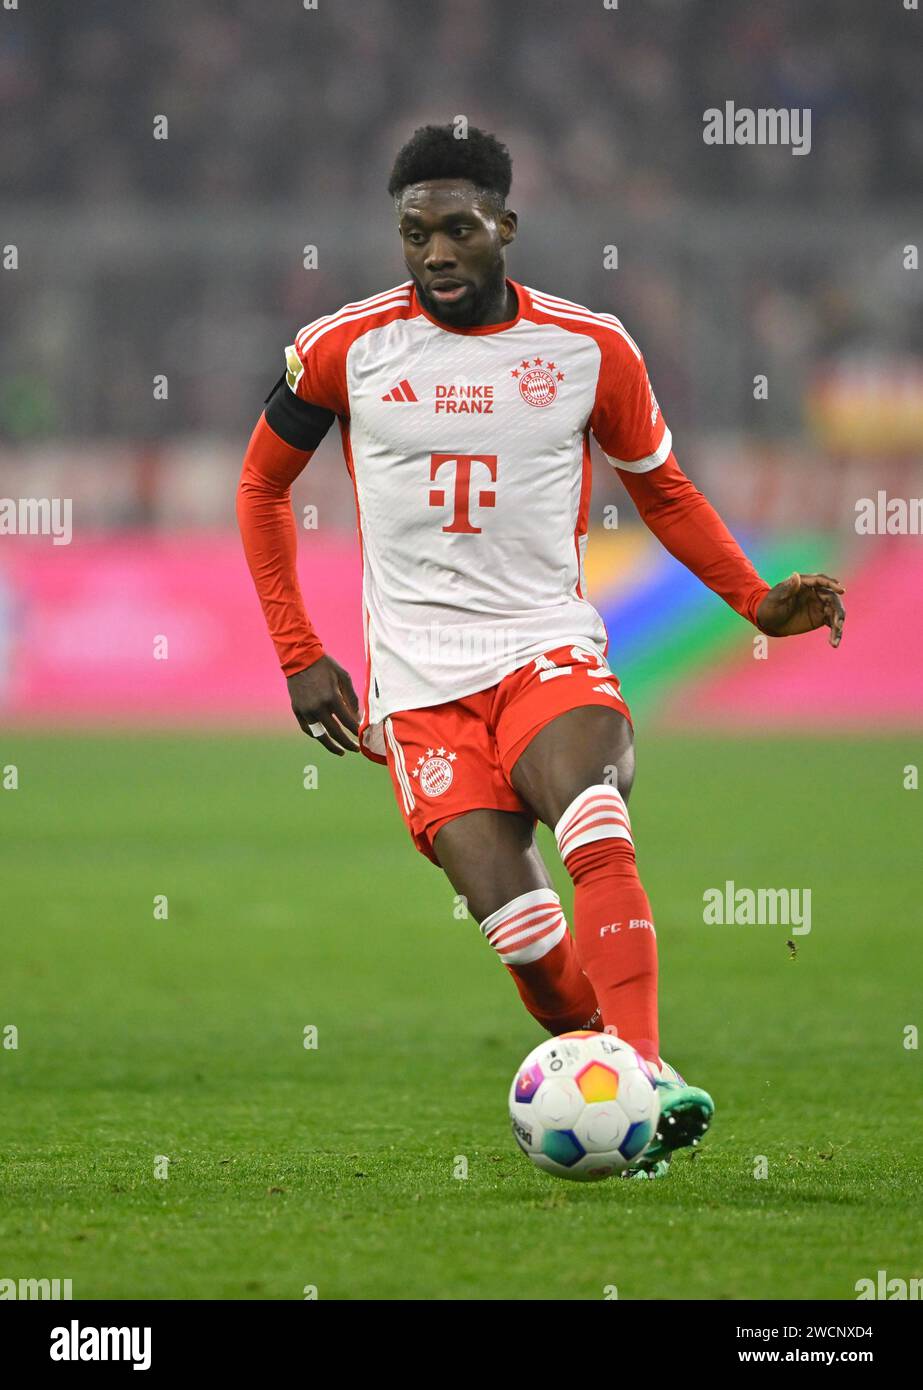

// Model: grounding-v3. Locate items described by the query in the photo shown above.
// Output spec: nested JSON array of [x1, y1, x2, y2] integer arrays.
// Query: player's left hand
[[756, 572, 845, 647]]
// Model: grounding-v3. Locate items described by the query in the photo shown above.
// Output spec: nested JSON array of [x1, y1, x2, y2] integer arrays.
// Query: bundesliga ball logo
[[518, 366, 557, 408]]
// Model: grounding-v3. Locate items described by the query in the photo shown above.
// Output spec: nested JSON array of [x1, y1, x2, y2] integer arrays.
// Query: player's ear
[[500, 209, 518, 246]]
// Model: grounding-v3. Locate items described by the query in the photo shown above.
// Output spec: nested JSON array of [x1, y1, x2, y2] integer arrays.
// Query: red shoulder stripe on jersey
[[294, 283, 412, 356], [526, 287, 642, 359]]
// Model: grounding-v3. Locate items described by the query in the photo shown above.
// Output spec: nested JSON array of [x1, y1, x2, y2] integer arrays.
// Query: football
[[508, 1031, 661, 1181]]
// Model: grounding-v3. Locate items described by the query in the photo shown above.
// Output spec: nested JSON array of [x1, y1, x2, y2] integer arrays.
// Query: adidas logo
[[381, 379, 418, 402]]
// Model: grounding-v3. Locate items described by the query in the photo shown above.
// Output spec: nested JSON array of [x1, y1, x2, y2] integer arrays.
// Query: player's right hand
[[755, 572, 846, 647], [287, 655, 361, 756]]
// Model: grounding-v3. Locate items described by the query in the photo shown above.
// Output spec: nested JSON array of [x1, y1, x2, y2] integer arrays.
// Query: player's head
[[388, 124, 518, 327]]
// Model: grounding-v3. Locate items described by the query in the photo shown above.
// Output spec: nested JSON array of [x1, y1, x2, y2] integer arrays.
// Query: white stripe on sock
[[555, 785, 633, 862], [480, 889, 568, 966]]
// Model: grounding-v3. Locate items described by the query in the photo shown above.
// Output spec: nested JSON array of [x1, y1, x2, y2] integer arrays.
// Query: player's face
[[397, 180, 517, 327]]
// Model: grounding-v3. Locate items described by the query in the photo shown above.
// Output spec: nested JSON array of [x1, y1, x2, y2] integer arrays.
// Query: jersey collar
[[411, 278, 526, 335]]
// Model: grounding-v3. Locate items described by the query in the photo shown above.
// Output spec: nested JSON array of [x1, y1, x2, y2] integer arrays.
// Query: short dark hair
[[387, 123, 512, 211]]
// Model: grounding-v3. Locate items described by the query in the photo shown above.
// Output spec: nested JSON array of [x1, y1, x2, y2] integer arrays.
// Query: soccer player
[[237, 125, 845, 1177]]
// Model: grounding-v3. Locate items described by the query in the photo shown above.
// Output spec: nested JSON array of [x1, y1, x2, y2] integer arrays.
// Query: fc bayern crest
[[412, 746, 457, 797], [511, 356, 565, 408]]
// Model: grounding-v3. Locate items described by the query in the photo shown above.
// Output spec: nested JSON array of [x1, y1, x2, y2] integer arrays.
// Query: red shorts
[[382, 644, 632, 864]]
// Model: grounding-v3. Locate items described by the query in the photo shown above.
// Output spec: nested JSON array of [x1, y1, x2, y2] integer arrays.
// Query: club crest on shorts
[[510, 356, 564, 408], [412, 746, 457, 797]]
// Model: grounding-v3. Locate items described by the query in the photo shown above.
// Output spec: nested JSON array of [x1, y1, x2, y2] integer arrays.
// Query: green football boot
[[621, 1061, 714, 1179]]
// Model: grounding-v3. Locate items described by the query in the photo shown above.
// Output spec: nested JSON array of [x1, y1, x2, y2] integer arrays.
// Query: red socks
[[554, 786, 660, 1065], [479, 781, 660, 1061], [480, 890, 600, 1035]]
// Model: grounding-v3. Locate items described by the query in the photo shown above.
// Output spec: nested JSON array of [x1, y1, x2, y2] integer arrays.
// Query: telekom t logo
[[428, 453, 498, 534]]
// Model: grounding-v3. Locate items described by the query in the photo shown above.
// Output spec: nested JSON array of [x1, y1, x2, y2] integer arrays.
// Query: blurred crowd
[[0, 0, 919, 480], [1, 0, 916, 206]]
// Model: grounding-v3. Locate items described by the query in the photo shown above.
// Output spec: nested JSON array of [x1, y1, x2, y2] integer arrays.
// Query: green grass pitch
[[1, 731, 921, 1300]]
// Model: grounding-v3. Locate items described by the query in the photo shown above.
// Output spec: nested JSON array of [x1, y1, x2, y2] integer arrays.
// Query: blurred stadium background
[[1, 0, 921, 726], [3, 0, 923, 1305]]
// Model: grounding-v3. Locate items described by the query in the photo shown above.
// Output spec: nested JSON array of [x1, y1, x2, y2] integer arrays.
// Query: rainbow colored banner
[[589, 529, 922, 729], [0, 529, 918, 728]]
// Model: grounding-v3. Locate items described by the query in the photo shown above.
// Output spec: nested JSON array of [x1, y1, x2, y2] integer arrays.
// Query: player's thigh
[[509, 705, 635, 830], [432, 808, 554, 925]]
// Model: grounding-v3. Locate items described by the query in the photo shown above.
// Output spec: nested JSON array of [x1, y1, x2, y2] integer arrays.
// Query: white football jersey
[[285, 279, 671, 759]]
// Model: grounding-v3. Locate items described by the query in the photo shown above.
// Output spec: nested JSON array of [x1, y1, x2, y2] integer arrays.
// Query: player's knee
[[595, 727, 635, 802], [554, 783, 635, 880], [479, 889, 567, 966], [547, 725, 635, 820]]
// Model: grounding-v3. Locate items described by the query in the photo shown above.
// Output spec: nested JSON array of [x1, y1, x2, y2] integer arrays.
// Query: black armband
[[263, 372, 336, 452]]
